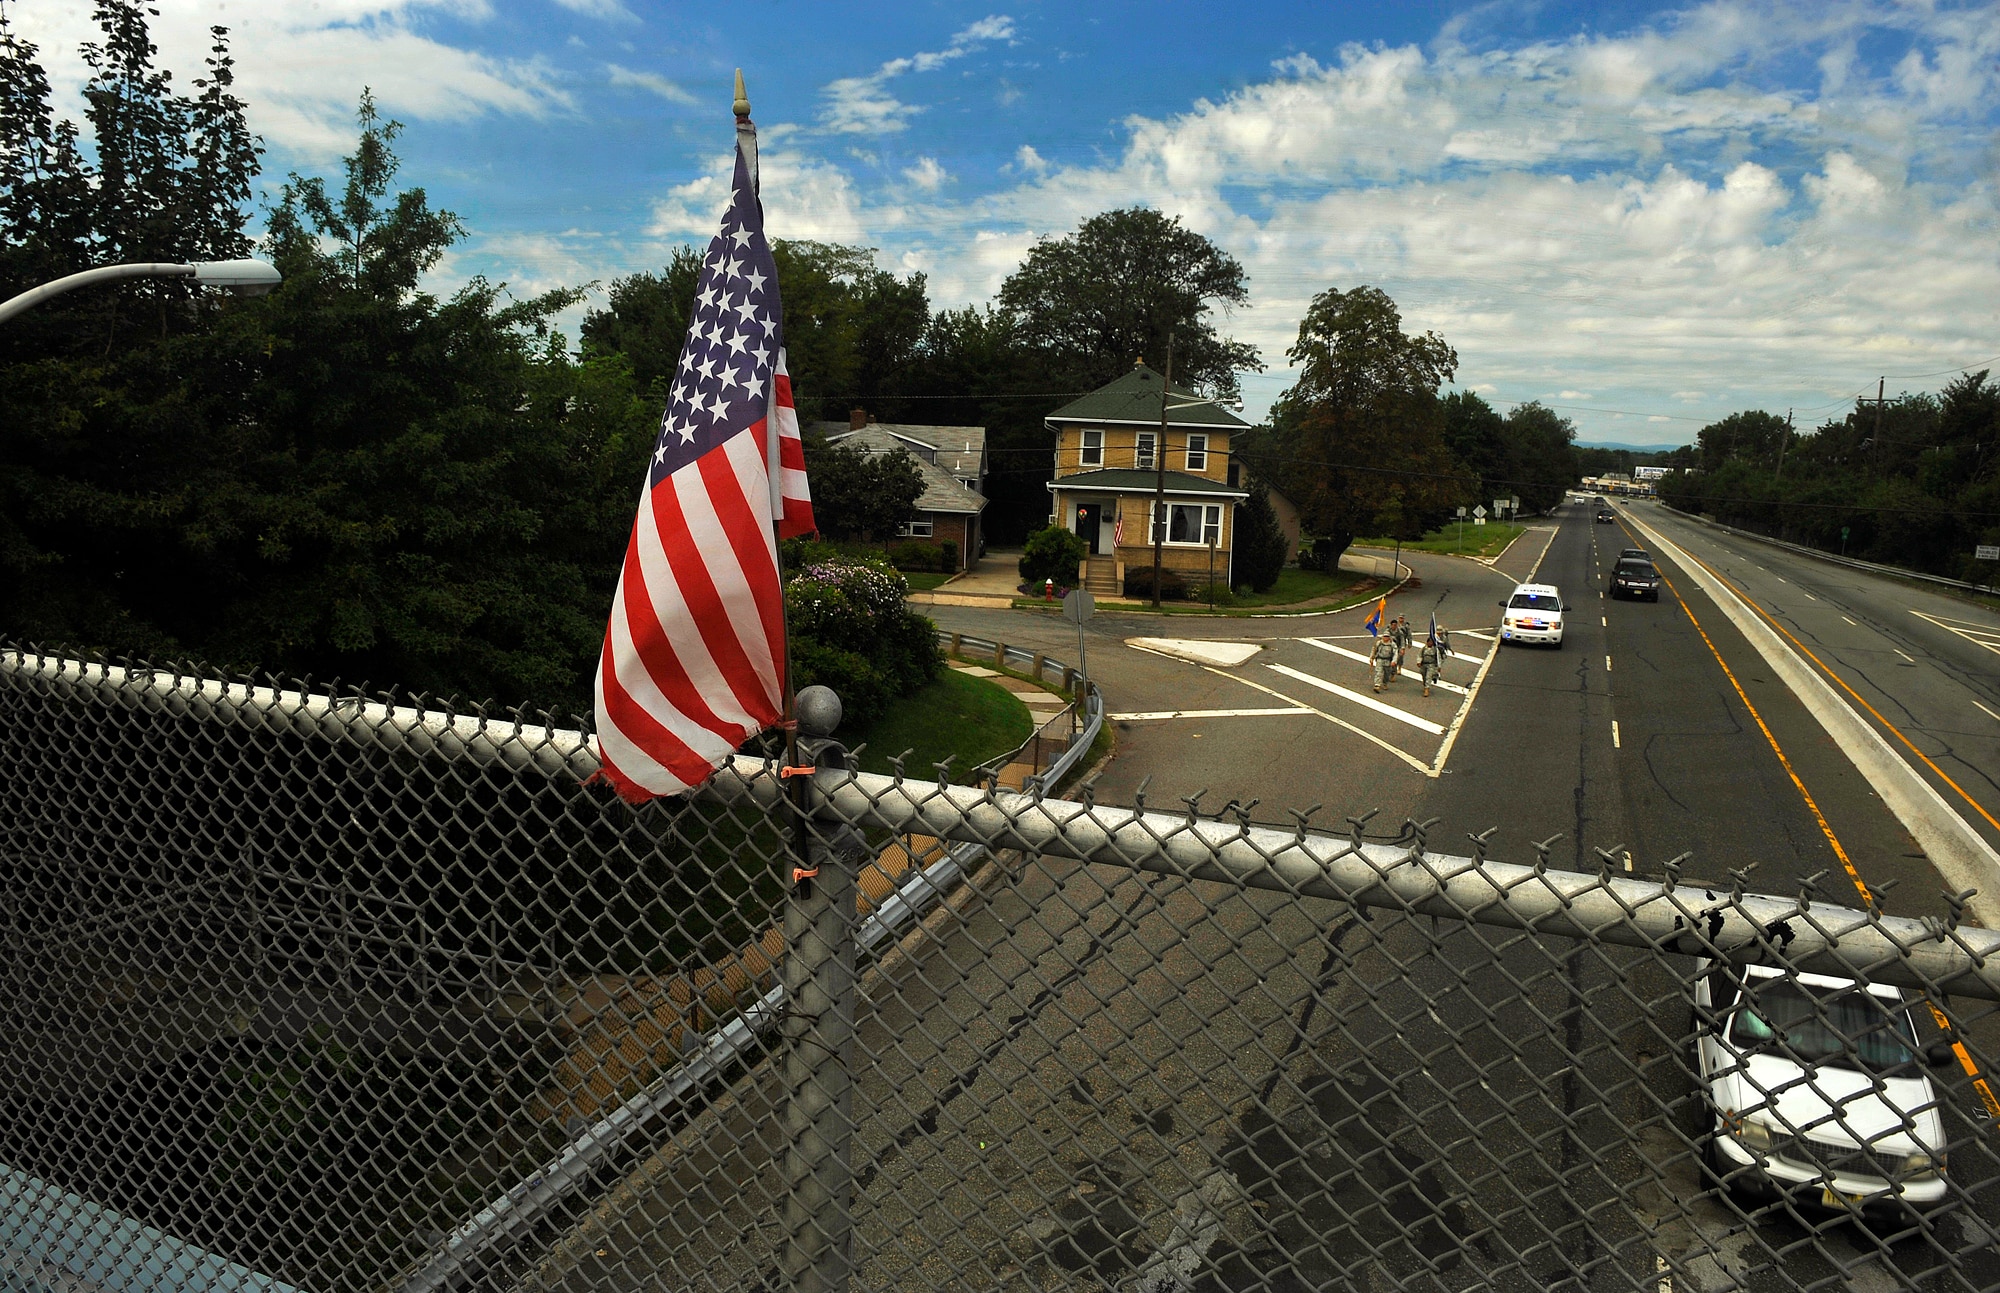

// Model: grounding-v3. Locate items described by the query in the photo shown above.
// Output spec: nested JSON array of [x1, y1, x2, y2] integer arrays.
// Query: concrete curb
[[1623, 508, 2000, 928]]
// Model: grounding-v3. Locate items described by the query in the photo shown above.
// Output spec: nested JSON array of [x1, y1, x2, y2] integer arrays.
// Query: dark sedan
[[1611, 557, 1661, 601]]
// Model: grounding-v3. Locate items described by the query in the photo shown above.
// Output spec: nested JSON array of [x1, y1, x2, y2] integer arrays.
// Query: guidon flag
[[1364, 597, 1386, 637], [593, 142, 814, 801]]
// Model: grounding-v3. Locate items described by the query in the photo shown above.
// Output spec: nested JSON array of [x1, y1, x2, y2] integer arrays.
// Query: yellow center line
[[1638, 524, 2000, 1117]]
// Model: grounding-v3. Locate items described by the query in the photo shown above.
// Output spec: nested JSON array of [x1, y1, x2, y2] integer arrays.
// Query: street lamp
[[0, 258, 282, 325]]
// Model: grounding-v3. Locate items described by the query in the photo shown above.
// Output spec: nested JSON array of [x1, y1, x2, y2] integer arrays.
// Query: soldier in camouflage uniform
[[1419, 629, 1447, 697], [1370, 632, 1399, 692]]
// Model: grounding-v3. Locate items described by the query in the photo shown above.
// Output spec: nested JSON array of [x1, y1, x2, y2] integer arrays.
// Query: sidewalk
[[908, 548, 1023, 607]]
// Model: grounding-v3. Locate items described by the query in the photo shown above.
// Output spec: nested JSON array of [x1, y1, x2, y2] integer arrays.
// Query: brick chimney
[[849, 408, 868, 430]]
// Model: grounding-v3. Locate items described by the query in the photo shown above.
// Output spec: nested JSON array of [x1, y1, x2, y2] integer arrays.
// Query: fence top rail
[[1, 648, 601, 780], [696, 757, 2000, 1000]]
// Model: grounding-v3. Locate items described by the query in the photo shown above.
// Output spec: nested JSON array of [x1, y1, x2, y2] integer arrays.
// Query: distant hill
[[1574, 439, 1688, 453]]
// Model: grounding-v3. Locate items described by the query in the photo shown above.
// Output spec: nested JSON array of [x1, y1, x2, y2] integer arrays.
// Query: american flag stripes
[[593, 142, 815, 801]]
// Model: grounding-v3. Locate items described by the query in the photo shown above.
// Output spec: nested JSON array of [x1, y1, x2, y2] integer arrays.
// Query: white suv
[[1499, 583, 1567, 646], [1696, 961, 1953, 1214]]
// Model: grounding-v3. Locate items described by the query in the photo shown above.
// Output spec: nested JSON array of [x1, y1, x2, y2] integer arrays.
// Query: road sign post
[[1061, 589, 1096, 684]]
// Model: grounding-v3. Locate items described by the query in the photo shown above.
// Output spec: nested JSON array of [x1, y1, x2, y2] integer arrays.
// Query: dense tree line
[[1659, 377, 2000, 581], [0, 8, 652, 712]]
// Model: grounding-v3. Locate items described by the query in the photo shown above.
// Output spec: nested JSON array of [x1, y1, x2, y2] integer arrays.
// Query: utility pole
[[1150, 331, 1174, 608], [1857, 377, 1887, 474], [1774, 409, 1792, 480]]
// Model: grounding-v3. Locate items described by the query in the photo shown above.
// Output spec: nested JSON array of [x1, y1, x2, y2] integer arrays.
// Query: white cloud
[[607, 64, 696, 104], [818, 15, 1016, 134], [10, 0, 571, 159], [1559, 391, 1593, 400], [1014, 144, 1049, 175], [551, 0, 637, 22], [903, 157, 949, 191]]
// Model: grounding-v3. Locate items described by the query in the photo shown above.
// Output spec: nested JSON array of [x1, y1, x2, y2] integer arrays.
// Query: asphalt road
[[547, 505, 2000, 1292]]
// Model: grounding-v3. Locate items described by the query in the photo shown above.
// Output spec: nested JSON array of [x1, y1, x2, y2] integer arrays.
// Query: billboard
[[1633, 465, 1670, 481]]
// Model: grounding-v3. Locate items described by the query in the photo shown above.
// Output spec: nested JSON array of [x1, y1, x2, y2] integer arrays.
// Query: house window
[[1136, 431, 1156, 469], [1185, 434, 1208, 472], [1080, 429, 1103, 467], [898, 518, 934, 538], [1149, 502, 1223, 546]]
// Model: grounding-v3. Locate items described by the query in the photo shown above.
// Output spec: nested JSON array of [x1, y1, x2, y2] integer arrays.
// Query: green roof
[[1046, 364, 1250, 429], [1048, 468, 1246, 497]]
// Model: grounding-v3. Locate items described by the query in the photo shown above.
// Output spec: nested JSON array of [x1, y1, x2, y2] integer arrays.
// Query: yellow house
[[1045, 362, 1250, 596]]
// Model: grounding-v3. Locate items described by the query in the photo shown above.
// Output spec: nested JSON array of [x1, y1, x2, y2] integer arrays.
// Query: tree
[[996, 207, 1262, 400], [1233, 487, 1289, 593], [1253, 286, 1462, 568], [1696, 410, 1790, 473], [1499, 401, 1578, 513], [579, 246, 702, 398], [804, 438, 925, 542]]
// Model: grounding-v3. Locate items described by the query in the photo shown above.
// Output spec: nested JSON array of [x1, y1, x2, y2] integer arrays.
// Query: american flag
[[593, 142, 815, 801]]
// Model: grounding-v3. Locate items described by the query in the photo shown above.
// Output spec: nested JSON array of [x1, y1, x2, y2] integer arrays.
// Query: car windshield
[[1509, 593, 1560, 611], [1615, 561, 1655, 576], [1729, 979, 1922, 1072]]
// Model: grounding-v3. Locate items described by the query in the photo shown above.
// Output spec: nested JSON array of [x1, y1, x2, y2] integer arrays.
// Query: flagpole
[[740, 70, 858, 1293], [736, 71, 801, 781]]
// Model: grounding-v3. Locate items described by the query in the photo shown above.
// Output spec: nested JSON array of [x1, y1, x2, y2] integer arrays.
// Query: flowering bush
[[785, 556, 942, 731]]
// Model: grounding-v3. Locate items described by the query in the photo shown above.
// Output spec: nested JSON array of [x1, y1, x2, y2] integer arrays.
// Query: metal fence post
[[781, 815, 866, 1292]]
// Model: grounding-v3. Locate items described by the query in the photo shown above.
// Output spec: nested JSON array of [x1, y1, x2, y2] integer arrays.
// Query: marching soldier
[[1419, 633, 1444, 697], [1370, 631, 1399, 693], [1391, 615, 1413, 673]]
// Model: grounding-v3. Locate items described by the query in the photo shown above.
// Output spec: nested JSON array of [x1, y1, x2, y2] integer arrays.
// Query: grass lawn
[[843, 667, 1035, 779], [900, 570, 953, 591], [1220, 567, 1366, 608], [1352, 521, 1526, 560], [1012, 567, 1374, 615]]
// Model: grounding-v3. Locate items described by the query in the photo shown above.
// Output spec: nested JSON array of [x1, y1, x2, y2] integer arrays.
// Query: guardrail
[[936, 630, 1106, 793], [1667, 504, 2000, 597]]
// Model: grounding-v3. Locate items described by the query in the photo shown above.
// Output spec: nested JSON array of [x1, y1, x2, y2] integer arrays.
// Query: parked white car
[[1499, 582, 1567, 646], [1695, 960, 1955, 1213]]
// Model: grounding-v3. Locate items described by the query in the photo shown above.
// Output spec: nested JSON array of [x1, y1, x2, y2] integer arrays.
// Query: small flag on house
[[593, 140, 814, 801], [1114, 512, 1125, 548], [1364, 597, 1386, 637]]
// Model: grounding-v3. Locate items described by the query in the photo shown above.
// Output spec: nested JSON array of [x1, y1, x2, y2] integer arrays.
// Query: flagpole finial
[[733, 69, 750, 120]]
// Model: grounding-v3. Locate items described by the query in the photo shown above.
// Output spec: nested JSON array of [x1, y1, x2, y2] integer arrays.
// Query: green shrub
[[1019, 526, 1087, 589], [1235, 488, 1290, 593], [938, 539, 959, 572], [1123, 566, 1190, 600], [784, 556, 942, 730], [886, 541, 936, 571]]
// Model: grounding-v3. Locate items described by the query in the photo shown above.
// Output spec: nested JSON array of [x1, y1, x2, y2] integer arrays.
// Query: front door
[[1075, 503, 1102, 555]]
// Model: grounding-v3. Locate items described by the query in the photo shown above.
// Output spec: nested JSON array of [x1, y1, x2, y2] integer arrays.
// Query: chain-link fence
[[5, 641, 2000, 1293]]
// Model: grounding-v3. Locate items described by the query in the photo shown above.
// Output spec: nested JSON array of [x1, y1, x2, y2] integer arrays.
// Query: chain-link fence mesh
[[4, 642, 2000, 1293]]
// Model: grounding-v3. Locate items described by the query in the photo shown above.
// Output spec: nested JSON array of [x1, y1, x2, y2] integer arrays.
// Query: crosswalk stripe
[[1297, 638, 1470, 695], [1265, 664, 1447, 735]]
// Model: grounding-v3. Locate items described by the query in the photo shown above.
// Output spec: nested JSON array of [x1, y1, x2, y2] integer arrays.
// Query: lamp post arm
[[0, 262, 197, 325]]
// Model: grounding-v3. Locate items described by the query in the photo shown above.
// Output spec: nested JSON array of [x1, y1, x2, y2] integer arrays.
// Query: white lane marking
[[1973, 699, 2000, 724], [1113, 707, 1312, 721], [1776, 576, 1787, 583], [1266, 664, 1447, 735], [1911, 609, 2000, 657], [1612, 720, 1621, 748], [1802, 591, 1817, 601], [1456, 628, 1498, 642], [1605, 655, 1613, 672], [1842, 615, 1858, 626], [1297, 638, 1470, 694], [1624, 850, 1635, 874], [1894, 648, 1915, 663], [1204, 665, 1432, 774], [1429, 626, 1504, 778], [1601, 616, 1608, 626]]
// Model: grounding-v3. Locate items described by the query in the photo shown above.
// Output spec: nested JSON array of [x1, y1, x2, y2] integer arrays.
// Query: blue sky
[[15, 0, 2000, 445]]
